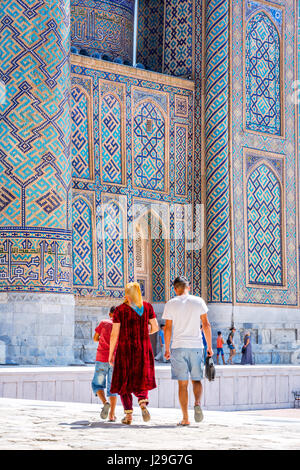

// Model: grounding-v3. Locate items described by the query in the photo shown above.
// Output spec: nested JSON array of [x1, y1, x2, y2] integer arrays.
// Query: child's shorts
[[217, 347, 224, 356], [91, 361, 117, 397]]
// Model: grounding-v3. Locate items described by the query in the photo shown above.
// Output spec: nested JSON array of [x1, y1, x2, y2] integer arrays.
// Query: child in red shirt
[[92, 306, 117, 421]]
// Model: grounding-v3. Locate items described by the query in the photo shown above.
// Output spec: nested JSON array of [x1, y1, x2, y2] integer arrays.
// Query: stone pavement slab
[[0, 398, 299, 450]]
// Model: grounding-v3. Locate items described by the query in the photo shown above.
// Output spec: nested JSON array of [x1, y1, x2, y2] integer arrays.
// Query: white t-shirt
[[162, 294, 208, 349]]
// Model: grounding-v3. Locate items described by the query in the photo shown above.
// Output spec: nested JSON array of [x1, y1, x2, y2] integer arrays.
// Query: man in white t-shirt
[[163, 277, 213, 426]]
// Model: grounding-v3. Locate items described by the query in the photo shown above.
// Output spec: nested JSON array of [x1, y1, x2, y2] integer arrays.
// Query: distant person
[[155, 324, 167, 363], [92, 306, 118, 422], [241, 332, 253, 365], [163, 277, 213, 426], [109, 282, 159, 425], [216, 331, 226, 365], [226, 327, 236, 364]]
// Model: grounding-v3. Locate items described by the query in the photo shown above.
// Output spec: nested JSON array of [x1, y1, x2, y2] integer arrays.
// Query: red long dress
[[110, 301, 157, 395]]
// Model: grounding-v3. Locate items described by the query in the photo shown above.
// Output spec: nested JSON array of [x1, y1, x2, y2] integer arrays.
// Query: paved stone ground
[[0, 398, 299, 450]]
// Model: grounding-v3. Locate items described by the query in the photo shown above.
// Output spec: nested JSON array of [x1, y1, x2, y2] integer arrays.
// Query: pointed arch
[[244, 10, 282, 136], [102, 196, 127, 290], [132, 99, 168, 193], [133, 206, 170, 302], [100, 92, 125, 185], [71, 85, 94, 181], [246, 163, 283, 286], [72, 192, 97, 289]]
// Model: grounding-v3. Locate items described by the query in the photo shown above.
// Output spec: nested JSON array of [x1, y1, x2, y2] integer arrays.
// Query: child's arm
[[109, 323, 120, 365], [93, 332, 100, 342], [93, 323, 102, 342]]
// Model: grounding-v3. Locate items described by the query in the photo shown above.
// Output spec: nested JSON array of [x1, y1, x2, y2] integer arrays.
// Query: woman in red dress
[[109, 282, 159, 425]]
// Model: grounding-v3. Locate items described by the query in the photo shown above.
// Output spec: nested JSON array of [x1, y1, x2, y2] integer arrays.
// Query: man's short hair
[[173, 276, 189, 290], [110, 306, 116, 314], [217, 331, 222, 335]]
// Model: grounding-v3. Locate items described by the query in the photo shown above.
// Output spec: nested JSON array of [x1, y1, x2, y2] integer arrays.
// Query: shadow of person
[[59, 420, 181, 430]]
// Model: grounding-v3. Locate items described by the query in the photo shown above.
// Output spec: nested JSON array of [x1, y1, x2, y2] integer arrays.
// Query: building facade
[[0, 0, 299, 365]]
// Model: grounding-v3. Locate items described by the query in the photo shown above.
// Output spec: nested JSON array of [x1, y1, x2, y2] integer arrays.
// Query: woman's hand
[[109, 354, 114, 367], [164, 349, 171, 361]]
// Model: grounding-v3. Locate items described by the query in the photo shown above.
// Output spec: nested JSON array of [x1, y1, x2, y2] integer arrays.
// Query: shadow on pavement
[[59, 420, 199, 430]]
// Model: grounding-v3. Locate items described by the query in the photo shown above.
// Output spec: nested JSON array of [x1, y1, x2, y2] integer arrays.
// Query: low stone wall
[[0, 293, 75, 366], [74, 303, 300, 366], [0, 365, 299, 411]]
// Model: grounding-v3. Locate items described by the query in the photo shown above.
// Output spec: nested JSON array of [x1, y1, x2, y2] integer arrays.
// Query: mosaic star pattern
[[133, 101, 166, 192]]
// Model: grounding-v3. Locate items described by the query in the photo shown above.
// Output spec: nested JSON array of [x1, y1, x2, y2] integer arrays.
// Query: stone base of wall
[[0, 293, 75, 366], [208, 303, 300, 365], [1, 365, 299, 411], [74, 302, 300, 365]]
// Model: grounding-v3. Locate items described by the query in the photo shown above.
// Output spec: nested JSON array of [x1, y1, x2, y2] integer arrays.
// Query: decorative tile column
[[205, 0, 232, 302], [0, 0, 74, 364]]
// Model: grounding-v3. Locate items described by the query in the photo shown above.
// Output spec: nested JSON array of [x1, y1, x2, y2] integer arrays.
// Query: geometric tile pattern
[[232, 0, 298, 306], [152, 219, 166, 302], [133, 101, 166, 192], [175, 124, 188, 196], [175, 95, 189, 118], [137, 0, 164, 73], [103, 198, 125, 289], [192, 0, 203, 297], [0, 0, 72, 293], [71, 86, 91, 180], [71, 59, 194, 301], [205, 0, 232, 302], [245, 11, 281, 135], [164, 0, 193, 77], [72, 196, 95, 287], [0, 234, 72, 292], [71, 0, 134, 61], [175, 204, 186, 278], [101, 94, 123, 185], [247, 164, 282, 285]]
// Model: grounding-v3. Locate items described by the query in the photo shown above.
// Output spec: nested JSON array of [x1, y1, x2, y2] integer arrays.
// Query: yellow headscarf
[[125, 282, 143, 309]]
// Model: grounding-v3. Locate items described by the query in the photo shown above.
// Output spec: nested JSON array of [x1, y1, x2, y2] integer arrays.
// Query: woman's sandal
[[121, 410, 133, 425], [139, 400, 151, 422], [177, 421, 190, 426], [108, 416, 117, 422]]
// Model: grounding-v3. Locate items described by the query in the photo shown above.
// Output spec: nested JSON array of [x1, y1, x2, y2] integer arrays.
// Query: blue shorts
[[170, 348, 204, 381], [217, 347, 224, 356], [91, 361, 117, 397], [228, 344, 235, 350]]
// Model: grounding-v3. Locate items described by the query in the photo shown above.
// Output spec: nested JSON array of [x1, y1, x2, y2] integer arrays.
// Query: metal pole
[[133, 0, 139, 66]]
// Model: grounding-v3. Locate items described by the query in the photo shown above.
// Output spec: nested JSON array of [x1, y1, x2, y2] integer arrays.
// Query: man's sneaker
[[100, 402, 110, 419], [194, 405, 204, 423]]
